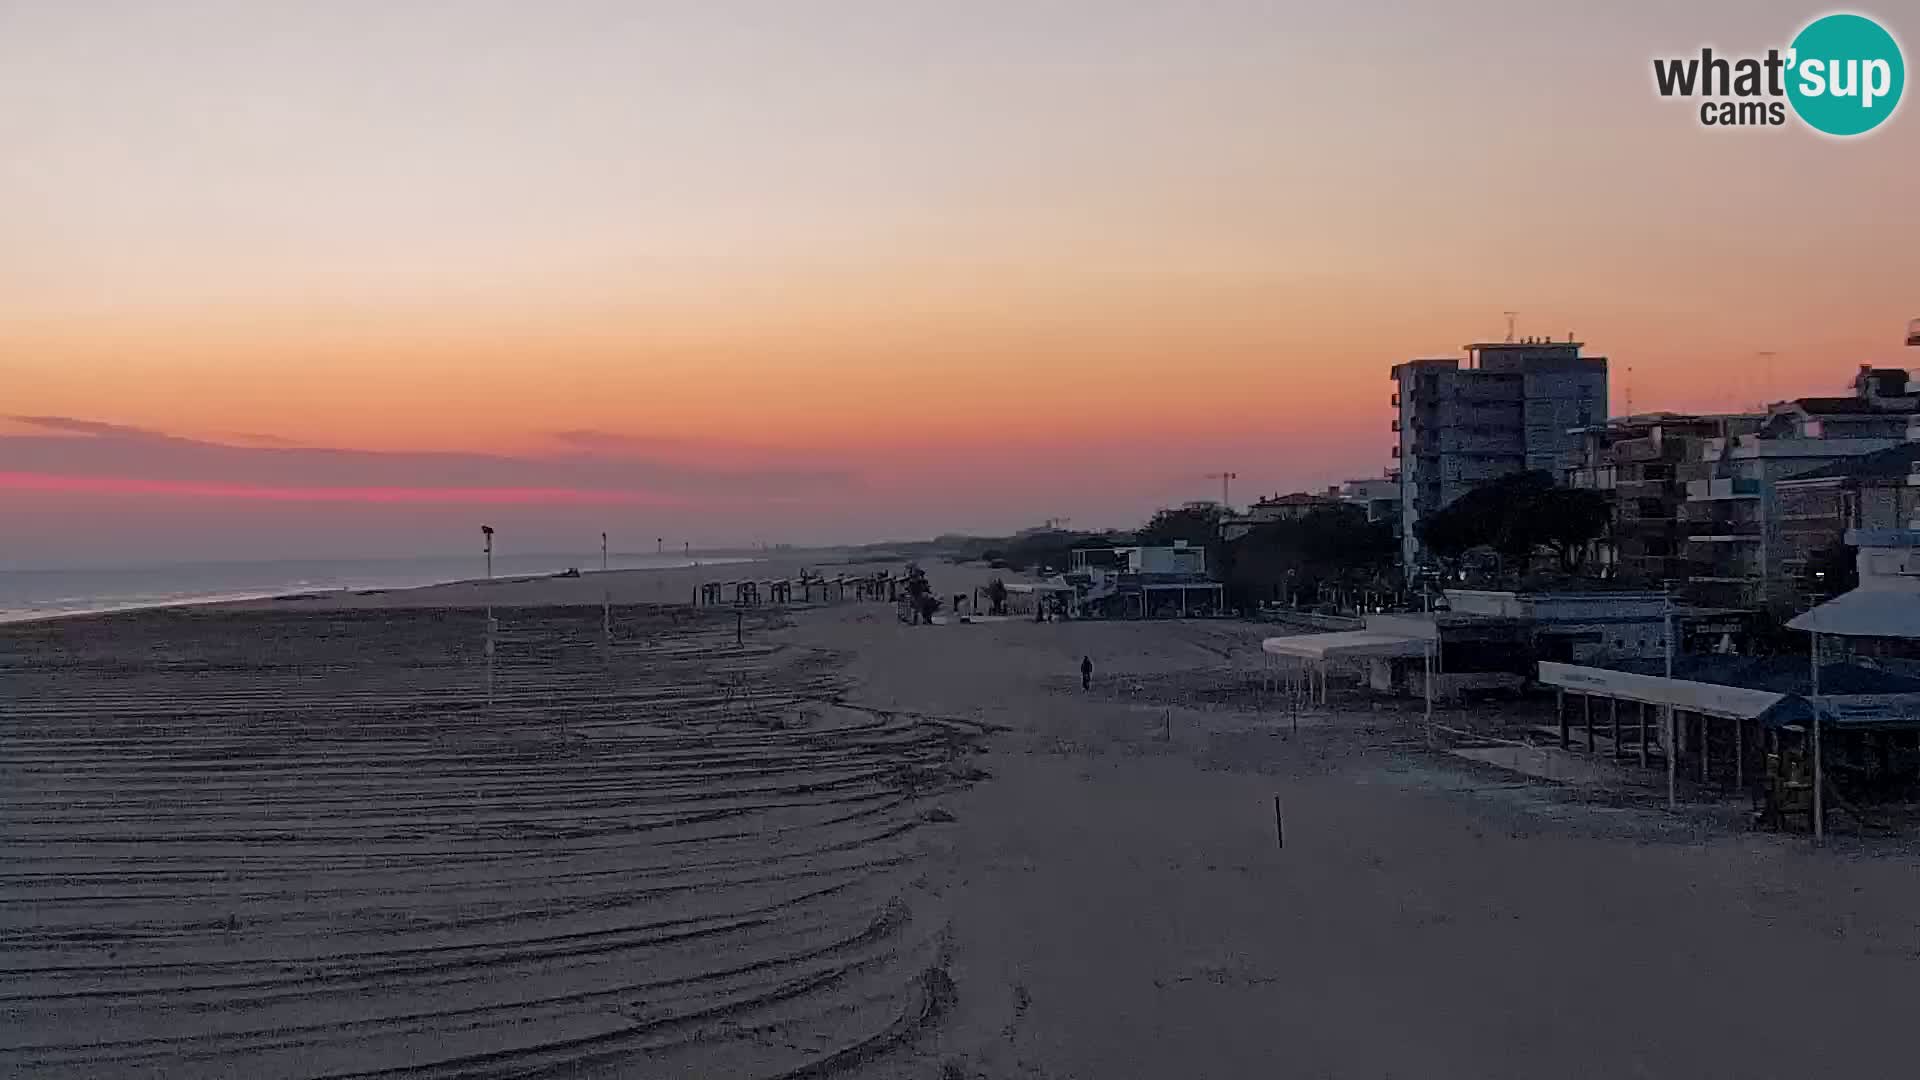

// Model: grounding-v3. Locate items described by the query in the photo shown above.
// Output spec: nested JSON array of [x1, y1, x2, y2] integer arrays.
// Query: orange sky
[[2, 2, 1917, 563]]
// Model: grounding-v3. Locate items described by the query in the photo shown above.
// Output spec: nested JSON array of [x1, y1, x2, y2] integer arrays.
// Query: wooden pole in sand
[[484, 608, 496, 707]]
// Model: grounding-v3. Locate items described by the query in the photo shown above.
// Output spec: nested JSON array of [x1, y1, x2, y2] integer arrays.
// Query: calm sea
[[0, 553, 750, 623]]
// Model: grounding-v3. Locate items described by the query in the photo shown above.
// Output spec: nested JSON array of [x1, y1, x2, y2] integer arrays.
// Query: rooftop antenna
[[1756, 350, 1777, 411], [1625, 365, 1634, 416], [1503, 311, 1518, 343]]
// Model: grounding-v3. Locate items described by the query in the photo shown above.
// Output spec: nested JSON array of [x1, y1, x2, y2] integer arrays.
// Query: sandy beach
[[6, 565, 1920, 1077]]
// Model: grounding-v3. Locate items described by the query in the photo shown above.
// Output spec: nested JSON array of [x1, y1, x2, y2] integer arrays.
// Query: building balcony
[[1391, 392, 1400, 408], [1391, 445, 1401, 459], [1610, 437, 1666, 463], [1390, 418, 1401, 432], [1612, 478, 1676, 497], [1685, 518, 1763, 541], [1685, 477, 1761, 500]]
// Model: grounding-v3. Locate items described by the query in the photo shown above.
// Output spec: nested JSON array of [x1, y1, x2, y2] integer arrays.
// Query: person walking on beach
[[1080, 655, 1093, 691]]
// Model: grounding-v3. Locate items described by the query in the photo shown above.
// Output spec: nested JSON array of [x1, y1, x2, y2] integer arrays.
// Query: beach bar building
[[1261, 590, 1681, 708], [1067, 543, 1223, 618], [1786, 528, 1920, 839], [1526, 531, 1920, 831]]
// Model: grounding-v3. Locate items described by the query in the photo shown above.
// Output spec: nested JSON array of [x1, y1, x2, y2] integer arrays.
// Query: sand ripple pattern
[[0, 607, 973, 1078]]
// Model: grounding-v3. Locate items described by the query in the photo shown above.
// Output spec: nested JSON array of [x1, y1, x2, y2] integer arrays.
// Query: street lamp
[[481, 525, 494, 579]]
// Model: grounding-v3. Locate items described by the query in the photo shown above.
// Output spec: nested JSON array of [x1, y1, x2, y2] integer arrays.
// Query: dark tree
[[902, 563, 942, 625], [1521, 486, 1613, 573], [1138, 504, 1223, 549], [985, 577, 1010, 616], [1219, 505, 1396, 613], [1416, 471, 1609, 578]]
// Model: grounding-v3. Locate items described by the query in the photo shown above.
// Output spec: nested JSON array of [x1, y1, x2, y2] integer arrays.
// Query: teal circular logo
[[1787, 13, 1905, 136]]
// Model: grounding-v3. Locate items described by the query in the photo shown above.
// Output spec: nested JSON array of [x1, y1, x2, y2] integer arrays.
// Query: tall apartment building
[[1391, 339, 1608, 572]]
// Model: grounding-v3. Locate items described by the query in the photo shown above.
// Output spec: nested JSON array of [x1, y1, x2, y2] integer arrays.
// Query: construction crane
[[1204, 471, 1238, 510]]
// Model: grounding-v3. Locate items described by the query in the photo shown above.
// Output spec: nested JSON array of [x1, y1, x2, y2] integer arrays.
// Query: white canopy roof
[[1537, 662, 1786, 720], [1262, 631, 1428, 661], [1004, 576, 1076, 594], [1788, 588, 1920, 639]]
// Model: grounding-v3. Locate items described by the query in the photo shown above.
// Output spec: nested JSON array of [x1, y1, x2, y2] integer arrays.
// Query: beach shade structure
[[1787, 536, 1920, 844], [1262, 629, 1429, 706]]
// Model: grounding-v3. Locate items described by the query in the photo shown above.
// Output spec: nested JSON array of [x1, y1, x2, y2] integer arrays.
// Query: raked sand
[[6, 564, 1920, 1077]]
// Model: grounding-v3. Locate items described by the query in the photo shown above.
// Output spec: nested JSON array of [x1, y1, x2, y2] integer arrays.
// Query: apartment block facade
[[1682, 367, 1920, 610], [1392, 339, 1607, 572], [1565, 413, 1761, 586]]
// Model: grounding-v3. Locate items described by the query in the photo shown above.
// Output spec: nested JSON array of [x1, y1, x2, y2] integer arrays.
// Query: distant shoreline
[[0, 555, 764, 626]]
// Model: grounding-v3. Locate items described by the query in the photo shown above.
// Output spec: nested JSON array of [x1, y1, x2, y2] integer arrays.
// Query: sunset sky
[[3, 1, 1917, 566]]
